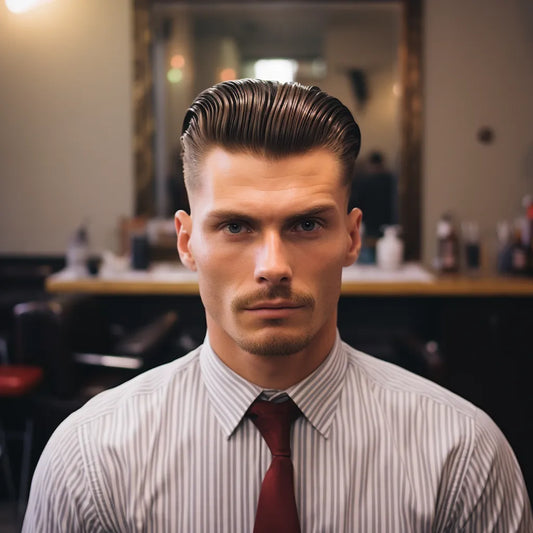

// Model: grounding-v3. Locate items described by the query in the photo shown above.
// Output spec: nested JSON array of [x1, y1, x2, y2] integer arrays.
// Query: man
[[23, 80, 531, 531]]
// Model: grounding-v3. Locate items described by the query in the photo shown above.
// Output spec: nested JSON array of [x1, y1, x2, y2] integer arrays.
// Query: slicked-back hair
[[180, 79, 361, 191]]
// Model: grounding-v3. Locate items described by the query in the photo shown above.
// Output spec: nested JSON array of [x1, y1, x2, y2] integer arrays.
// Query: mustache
[[232, 286, 315, 311]]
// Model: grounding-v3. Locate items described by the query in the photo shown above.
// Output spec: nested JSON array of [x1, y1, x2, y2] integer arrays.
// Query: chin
[[236, 330, 313, 357]]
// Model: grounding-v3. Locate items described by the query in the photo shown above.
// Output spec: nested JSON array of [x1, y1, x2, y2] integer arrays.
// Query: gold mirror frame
[[399, 0, 422, 260], [133, 0, 423, 259]]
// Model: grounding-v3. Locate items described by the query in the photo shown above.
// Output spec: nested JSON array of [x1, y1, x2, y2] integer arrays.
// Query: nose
[[254, 231, 292, 285]]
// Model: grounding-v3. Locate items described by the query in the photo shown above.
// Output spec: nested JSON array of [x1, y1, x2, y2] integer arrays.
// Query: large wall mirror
[[135, 0, 422, 258]]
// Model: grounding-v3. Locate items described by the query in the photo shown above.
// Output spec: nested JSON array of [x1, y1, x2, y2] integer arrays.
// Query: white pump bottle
[[376, 225, 404, 271]]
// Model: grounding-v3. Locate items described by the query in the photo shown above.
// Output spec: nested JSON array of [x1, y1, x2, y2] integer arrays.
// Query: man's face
[[176, 147, 361, 369]]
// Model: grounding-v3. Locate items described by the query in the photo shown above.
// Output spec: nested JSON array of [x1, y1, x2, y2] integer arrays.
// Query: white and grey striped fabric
[[23, 333, 532, 532]]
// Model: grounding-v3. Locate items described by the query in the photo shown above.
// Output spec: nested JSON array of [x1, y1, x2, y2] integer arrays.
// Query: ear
[[175, 210, 196, 271], [343, 207, 362, 266]]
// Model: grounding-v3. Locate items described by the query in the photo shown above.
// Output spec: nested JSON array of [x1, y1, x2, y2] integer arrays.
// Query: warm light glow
[[5, 0, 55, 13], [167, 68, 183, 84], [219, 68, 236, 82], [170, 54, 185, 69], [254, 59, 298, 83], [392, 82, 401, 97]]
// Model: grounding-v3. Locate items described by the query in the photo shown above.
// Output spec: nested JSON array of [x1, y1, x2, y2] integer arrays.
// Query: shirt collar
[[199, 332, 347, 440], [284, 333, 347, 438]]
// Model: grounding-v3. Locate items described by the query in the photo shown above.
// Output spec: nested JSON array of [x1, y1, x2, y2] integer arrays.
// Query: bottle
[[436, 214, 459, 273], [66, 224, 89, 276], [131, 232, 150, 270], [522, 194, 533, 246], [376, 225, 404, 271], [461, 221, 481, 275], [522, 194, 533, 275], [509, 220, 528, 275], [496, 221, 513, 274]]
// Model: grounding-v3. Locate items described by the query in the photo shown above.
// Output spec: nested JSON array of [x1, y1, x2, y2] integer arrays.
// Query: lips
[[242, 300, 306, 320], [245, 300, 303, 311]]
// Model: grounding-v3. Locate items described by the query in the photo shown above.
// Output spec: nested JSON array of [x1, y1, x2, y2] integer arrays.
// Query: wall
[[423, 0, 533, 267], [0, 0, 133, 255]]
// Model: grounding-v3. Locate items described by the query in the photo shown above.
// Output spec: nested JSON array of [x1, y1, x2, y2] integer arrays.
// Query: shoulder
[[41, 345, 204, 462], [342, 343, 533, 530], [23, 346, 204, 531], [453, 408, 533, 530], [342, 342, 480, 487], [343, 341, 478, 420], [68, 345, 202, 425]]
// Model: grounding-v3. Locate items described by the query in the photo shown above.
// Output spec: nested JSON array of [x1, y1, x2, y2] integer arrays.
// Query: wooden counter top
[[46, 263, 533, 297], [341, 276, 533, 296]]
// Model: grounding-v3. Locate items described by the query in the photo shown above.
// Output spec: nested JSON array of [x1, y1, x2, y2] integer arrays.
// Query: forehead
[[190, 147, 345, 212]]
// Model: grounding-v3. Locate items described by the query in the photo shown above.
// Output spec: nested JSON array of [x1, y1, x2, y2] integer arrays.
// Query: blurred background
[[0, 0, 532, 527], [1, 0, 532, 264]]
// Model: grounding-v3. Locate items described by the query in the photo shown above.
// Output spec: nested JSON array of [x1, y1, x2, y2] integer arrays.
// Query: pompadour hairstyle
[[180, 78, 361, 190]]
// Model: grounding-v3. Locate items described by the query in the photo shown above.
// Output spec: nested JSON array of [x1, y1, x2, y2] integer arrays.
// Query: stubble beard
[[235, 326, 314, 357], [231, 286, 316, 357]]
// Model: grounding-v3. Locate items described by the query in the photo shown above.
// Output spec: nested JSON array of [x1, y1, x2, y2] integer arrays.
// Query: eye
[[224, 222, 247, 234], [295, 219, 320, 232]]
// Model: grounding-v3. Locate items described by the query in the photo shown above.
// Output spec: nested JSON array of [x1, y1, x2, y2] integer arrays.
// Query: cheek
[[195, 264, 228, 322], [191, 238, 245, 307], [301, 238, 347, 273], [301, 242, 345, 293], [191, 229, 240, 264], [192, 231, 255, 280], [194, 245, 243, 284]]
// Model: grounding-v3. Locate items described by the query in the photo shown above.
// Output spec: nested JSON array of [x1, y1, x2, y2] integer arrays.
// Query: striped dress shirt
[[23, 333, 532, 532]]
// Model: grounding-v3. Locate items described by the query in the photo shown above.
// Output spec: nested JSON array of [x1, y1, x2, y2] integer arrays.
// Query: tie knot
[[247, 398, 301, 457]]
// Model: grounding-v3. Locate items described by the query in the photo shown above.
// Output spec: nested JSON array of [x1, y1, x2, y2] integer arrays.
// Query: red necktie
[[247, 398, 302, 533]]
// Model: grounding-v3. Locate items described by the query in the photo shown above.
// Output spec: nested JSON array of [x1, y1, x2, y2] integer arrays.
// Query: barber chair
[[0, 261, 53, 367], [0, 261, 56, 518], [3, 294, 178, 512], [0, 364, 43, 518], [13, 293, 179, 405]]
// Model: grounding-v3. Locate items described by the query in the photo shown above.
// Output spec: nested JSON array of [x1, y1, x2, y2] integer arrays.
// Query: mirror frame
[[133, 0, 423, 259], [398, 0, 422, 260]]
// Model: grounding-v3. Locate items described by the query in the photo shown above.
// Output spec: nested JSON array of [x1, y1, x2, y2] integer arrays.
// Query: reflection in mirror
[[138, 1, 421, 258]]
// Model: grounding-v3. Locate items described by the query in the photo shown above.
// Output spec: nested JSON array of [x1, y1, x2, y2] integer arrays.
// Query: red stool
[[0, 365, 43, 516]]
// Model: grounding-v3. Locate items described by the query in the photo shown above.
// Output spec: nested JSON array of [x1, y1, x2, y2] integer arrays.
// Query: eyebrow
[[205, 205, 338, 226], [285, 205, 338, 225]]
